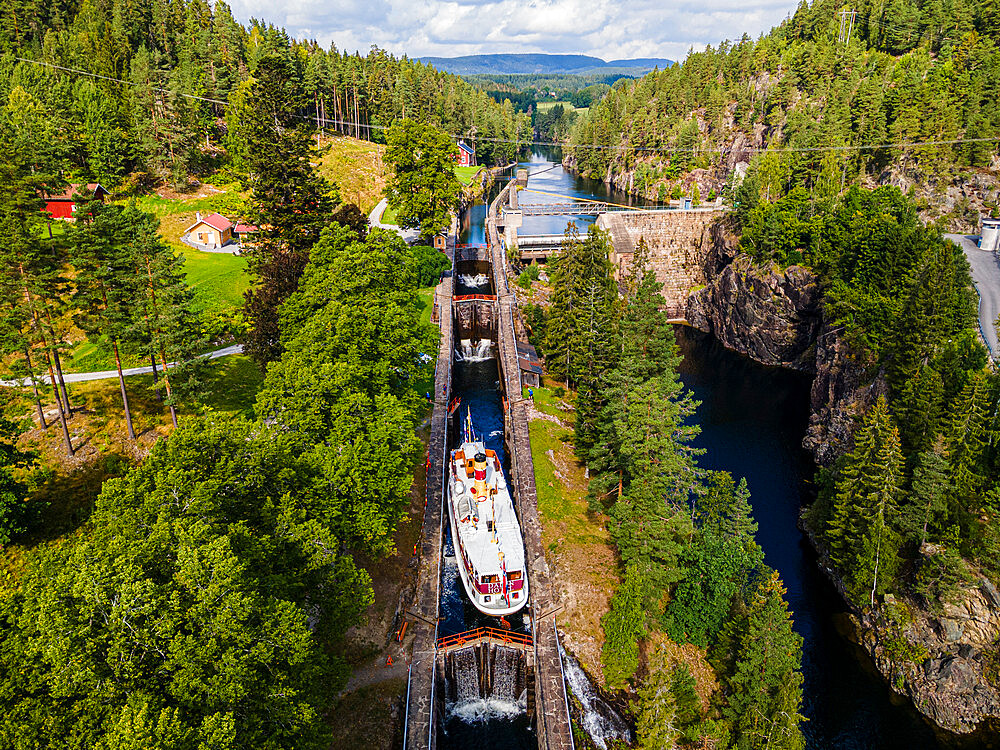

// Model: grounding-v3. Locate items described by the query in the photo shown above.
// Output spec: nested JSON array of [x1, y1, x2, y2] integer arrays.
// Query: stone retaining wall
[[404, 220, 455, 750], [598, 210, 724, 317], [488, 184, 574, 750]]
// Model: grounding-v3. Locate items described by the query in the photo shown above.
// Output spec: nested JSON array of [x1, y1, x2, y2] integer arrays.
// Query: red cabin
[[456, 140, 475, 168], [44, 183, 108, 220]]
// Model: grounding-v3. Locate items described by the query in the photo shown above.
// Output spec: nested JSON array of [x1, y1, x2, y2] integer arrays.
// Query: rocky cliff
[[808, 525, 1000, 737], [684, 232, 885, 467], [682, 225, 1000, 735]]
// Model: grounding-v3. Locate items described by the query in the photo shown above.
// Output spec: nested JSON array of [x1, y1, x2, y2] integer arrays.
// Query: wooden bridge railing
[[436, 627, 533, 652]]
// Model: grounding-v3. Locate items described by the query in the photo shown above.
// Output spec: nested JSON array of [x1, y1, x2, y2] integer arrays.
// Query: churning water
[[559, 645, 632, 750], [458, 273, 490, 289], [455, 339, 493, 362]]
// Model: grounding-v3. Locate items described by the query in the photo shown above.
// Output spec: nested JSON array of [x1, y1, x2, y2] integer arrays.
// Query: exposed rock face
[[683, 242, 883, 466], [842, 581, 1000, 735], [680, 220, 1000, 734], [802, 327, 888, 466], [686, 255, 822, 372]]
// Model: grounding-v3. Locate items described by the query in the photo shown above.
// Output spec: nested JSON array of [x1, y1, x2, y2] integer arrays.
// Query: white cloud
[[226, 0, 797, 61]]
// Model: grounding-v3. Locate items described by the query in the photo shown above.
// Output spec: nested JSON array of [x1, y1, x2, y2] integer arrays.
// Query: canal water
[[457, 151, 941, 749], [438, 289, 534, 746]]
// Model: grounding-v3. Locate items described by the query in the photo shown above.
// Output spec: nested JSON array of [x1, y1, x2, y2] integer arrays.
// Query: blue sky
[[227, 0, 798, 62]]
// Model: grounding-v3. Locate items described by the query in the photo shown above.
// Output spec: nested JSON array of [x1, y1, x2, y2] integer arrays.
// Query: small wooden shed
[[516, 342, 542, 388]]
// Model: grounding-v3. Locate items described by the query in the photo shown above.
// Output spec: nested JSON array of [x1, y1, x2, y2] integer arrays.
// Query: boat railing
[[436, 627, 533, 652]]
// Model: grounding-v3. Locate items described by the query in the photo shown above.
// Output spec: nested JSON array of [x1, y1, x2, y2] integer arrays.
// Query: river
[[460, 151, 941, 749]]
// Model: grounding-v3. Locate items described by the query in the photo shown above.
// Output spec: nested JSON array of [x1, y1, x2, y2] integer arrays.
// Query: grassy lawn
[[410, 286, 439, 402], [456, 165, 480, 185], [380, 203, 398, 225], [317, 136, 388, 214], [527, 378, 618, 680], [535, 100, 590, 116]]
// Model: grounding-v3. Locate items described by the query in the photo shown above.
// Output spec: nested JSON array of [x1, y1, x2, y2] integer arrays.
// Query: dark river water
[[456, 151, 942, 749]]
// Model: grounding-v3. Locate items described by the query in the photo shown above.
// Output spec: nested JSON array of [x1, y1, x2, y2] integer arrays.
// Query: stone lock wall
[[598, 210, 722, 318]]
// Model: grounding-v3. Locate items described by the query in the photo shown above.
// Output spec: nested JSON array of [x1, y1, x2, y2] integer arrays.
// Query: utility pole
[[837, 9, 857, 45]]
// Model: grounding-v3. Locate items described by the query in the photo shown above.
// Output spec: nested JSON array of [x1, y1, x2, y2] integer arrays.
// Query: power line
[[13, 55, 1000, 156], [14, 57, 232, 106]]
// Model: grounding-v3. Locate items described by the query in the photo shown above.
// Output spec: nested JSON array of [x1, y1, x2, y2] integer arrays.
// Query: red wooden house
[[457, 140, 475, 168], [44, 183, 108, 220]]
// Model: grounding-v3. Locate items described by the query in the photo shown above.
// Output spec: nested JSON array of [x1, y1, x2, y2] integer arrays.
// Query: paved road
[[1, 344, 243, 387], [368, 198, 421, 243], [947, 234, 1000, 359]]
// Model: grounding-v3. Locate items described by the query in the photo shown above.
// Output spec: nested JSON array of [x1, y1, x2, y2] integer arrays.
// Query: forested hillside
[[0, 0, 530, 191], [568, 0, 1000, 223], [555, 0, 1000, 731]]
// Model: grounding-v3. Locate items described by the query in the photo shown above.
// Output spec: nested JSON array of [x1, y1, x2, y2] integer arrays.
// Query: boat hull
[[447, 478, 528, 618]]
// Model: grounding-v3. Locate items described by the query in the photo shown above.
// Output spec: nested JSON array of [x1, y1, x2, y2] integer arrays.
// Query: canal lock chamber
[[436, 244, 538, 749]]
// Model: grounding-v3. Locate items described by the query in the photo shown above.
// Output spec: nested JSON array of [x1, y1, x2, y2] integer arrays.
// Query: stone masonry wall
[[598, 210, 722, 318]]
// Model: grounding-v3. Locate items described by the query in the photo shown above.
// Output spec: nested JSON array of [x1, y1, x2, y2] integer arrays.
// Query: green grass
[[411, 286, 439, 401], [535, 100, 589, 115], [316, 136, 388, 214], [198, 355, 264, 418], [380, 204, 398, 225], [530, 419, 578, 523], [174, 242, 249, 311], [456, 165, 480, 185], [417, 287, 435, 328]]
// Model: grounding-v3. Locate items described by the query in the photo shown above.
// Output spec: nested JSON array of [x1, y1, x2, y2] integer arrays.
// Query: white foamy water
[[447, 697, 525, 723], [559, 644, 632, 750], [459, 273, 490, 289], [455, 339, 493, 362]]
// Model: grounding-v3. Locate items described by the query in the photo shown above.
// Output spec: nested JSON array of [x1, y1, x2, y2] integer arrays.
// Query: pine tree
[[826, 396, 904, 606], [70, 201, 141, 439], [0, 166, 74, 454], [601, 564, 647, 688], [946, 370, 994, 518], [717, 571, 805, 750], [634, 636, 681, 750], [122, 207, 206, 427], [894, 362, 944, 454], [901, 445, 950, 547], [232, 49, 339, 367]]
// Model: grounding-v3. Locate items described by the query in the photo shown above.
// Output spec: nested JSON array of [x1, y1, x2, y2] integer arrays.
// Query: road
[[946, 234, 1000, 359], [368, 198, 420, 243], [0, 344, 243, 387]]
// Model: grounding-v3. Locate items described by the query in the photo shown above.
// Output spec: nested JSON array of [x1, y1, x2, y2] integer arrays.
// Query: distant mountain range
[[416, 53, 674, 76]]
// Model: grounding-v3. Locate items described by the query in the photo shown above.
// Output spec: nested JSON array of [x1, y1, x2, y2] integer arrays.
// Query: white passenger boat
[[447, 411, 528, 616]]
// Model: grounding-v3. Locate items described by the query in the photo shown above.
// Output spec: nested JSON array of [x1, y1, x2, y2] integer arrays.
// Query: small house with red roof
[[44, 183, 108, 220], [457, 140, 475, 168], [184, 212, 233, 248]]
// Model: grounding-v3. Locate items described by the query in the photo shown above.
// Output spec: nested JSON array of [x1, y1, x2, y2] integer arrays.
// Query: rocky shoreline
[[684, 234, 1000, 738], [556, 154, 1000, 737]]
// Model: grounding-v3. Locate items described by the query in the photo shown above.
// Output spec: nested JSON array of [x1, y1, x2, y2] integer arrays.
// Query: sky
[[226, 0, 799, 62]]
